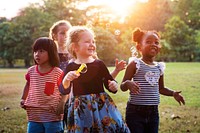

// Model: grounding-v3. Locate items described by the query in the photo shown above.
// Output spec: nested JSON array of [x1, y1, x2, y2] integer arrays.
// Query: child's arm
[[159, 75, 185, 105], [56, 94, 69, 115], [59, 71, 80, 95], [110, 58, 126, 79], [20, 82, 29, 109], [108, 80, 118, 92], [62, 71, 80, 89], [120, 61, 140, 94]]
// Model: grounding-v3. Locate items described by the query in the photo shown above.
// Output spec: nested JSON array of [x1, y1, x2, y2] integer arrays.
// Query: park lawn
[[0, 62, 200, 133]]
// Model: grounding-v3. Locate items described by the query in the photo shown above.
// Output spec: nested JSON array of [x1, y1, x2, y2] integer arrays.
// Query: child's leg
[[125, 104, 145, 133], [27, 121, 44, 133], [44, 121, 64, 133]]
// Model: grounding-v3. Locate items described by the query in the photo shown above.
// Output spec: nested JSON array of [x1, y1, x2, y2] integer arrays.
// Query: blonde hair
[[49, 20, 72, 40], [67, 26, 95, 59]]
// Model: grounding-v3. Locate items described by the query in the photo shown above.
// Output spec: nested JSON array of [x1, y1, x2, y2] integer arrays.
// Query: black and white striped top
[[129, 58, 165, 105]]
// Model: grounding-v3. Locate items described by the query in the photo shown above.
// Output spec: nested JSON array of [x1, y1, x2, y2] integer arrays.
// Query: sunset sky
[[0, 0, 148, 19]]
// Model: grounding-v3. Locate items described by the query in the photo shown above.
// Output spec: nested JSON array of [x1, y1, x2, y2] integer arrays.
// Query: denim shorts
[[27, 121, 64, 133], [125, 103, 159, 133]]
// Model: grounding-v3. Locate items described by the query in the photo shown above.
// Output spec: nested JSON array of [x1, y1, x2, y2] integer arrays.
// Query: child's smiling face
[[140, 32, 161, 58], [75, 31, 96, 58]]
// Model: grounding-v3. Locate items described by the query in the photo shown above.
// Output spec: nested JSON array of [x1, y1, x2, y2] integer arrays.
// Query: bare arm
[[159, 75, 185, 105], [21, 82, 29, 100], [56, 94, 69, 115], [110, 58, 126, 79], [120, 61, 140, 94], [20, 82, 29, 109]]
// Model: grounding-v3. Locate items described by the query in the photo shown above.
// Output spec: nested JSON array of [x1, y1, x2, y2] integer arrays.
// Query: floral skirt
[[66, 92, 130, 133]]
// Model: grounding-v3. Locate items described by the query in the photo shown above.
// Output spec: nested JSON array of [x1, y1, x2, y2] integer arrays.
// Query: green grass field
[[0, 62, 200, 133]]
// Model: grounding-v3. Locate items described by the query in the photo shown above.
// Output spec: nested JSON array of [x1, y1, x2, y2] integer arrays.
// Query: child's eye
[[155, 41, 160, 45], [39, 49, 45, 52], [85, 41, 91, 43], [146, 41, 151, 44]]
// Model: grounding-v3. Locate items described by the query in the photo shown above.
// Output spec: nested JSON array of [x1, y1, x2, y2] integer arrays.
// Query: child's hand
[[20, 99, 26, 109], [173, 91, 185, 105], [108, 80, 118, 92], [56, 95, 69, 115], [126, 80, 140, 94], [63, 71, 80, 82], [62, 71, 80, 89], [115, 58, 126, 72]]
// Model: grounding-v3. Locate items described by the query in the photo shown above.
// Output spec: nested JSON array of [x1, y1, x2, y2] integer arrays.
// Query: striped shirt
[[129, 58, 165, 105], [24, 65, 64, 122]]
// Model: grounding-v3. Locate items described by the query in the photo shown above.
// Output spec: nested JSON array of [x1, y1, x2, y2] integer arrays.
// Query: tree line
[[0, 0, 200, 67]]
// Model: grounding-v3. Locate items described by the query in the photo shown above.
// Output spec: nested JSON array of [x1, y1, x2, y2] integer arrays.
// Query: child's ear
[[72, 43, 79, 53], [136, 44, 141, 51], [53, 34, 57, 40]]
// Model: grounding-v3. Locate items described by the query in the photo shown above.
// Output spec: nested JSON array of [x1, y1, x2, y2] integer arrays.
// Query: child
[[49, 20, 126, 75], [49, 20, 72, 128], [60, 26, 130, 133], [120, 28, 185, 133], [49, 20, 72, 70], [49, 20, 127, 129], [20, 37, 65, 133]]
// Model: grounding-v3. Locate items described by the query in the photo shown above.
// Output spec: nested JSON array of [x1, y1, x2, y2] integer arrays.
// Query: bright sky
[[0, 0, 148, 19], [0, 0, 41, 19]]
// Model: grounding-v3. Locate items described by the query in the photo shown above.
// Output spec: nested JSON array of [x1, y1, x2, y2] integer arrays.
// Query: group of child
[[20, 20, 185, 133]]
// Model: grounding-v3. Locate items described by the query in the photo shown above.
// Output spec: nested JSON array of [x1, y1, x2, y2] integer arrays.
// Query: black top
[[59, 59, 116, 96]]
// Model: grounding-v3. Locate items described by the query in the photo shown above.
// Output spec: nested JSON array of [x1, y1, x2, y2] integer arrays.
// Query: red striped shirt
[[24, 65, 64, 122]]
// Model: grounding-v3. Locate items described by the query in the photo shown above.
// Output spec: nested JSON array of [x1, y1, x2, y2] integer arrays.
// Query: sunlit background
[[0, 0, 148, 20], [0, 0, 199, 67], [1, 1, 200, 133], [0, 0, 41, 18]]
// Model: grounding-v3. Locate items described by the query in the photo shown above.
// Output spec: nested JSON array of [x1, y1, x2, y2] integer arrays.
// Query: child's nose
[[89, 42, 95, 47], [35, 51, 39, 55], [151, 42, 158, 47]]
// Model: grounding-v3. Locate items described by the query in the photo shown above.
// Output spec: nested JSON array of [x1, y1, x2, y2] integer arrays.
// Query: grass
[[0, 62, 200, 133]]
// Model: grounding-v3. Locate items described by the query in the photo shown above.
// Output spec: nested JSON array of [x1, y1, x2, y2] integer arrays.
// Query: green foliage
[[118, 28, 135, 60], [0, 0, 200, 68], [43, 0, 88, 25], [11, 5, 56, 67], [163, 16, 197, 61], [194, 31, 200, 61], [94, 27, 118, 64], [156, 39, 172, 61], [0, 22, 16, 67], [175, 0, 200, 30]]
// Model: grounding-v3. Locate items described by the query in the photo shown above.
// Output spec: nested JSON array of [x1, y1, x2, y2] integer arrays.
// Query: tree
[[163, 16, 197, 61], [2, 0, 89, 67], [93, 26, 118, 65], [118, 28, 134, 61], [0, 22, 16, 67], [194, 30, 200, 61], [42, 0, 88, 25], [12, 5, 56, 67], [175, 0, 200, 30]]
